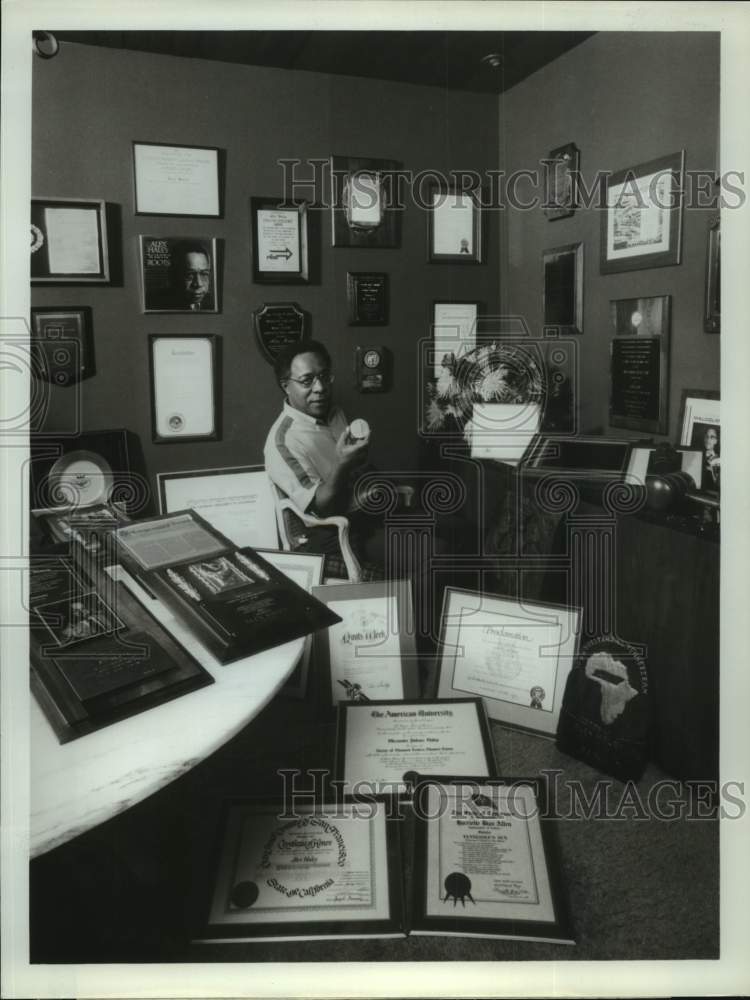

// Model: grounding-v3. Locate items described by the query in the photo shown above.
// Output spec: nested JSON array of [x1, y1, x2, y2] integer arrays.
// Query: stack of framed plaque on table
[[114, 510, 340, 663], [29, 543, 213, 743]]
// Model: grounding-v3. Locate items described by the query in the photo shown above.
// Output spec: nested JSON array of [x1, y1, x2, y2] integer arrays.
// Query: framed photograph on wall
[[149, 335, 221, 443], [542, 243, 583, 334], [600, 150, 685, 273], [543, 141, 580, 220], [679, 389, 720, 494], [31, 198, 109, 283], [140, 236, 219, 313], [435, 587, 581, 737], [250, 198, 309, 284], [330, 154, 401, 248], [428, 184, 483, 263], [133, 141, 222, 217]]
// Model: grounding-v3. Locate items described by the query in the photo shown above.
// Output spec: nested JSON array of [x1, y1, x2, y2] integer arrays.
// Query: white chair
[[270, 482, 362, 583]]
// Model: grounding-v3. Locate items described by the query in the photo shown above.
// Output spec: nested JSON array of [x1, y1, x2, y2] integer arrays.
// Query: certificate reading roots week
[[200, 800, 402, 941], [437, 588, 580, 737], [412, 779, 574, 944], [336, 698, 496, 795]]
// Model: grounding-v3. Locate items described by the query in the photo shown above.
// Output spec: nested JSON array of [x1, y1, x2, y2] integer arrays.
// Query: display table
[[30, 565, 304, 858]]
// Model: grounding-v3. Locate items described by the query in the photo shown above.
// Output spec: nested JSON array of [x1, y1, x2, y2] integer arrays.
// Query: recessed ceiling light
[[480, 53, 503, 69]]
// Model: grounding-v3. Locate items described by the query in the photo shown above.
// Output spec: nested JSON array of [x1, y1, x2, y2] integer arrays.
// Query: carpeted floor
[[30, 665, 719, 965]]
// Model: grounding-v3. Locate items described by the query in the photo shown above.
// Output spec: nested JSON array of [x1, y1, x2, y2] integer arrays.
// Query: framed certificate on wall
[[133, 141, 222, 217], [148, 335, 221, 443], [436, 588, 581, 736]]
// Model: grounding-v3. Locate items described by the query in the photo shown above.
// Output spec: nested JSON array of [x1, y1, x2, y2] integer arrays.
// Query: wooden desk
[[30, 565, 304, 858]]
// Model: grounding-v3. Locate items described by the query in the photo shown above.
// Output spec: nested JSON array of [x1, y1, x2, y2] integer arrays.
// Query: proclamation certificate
[[414, 780, 573, 942], [337, 698, 495, 795], [202, 801, 399, 941], [44, 206, 101, 274], [437, 589, 580, 736]]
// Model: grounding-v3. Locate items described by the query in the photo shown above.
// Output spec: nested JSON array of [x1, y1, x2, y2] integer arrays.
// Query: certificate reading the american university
[[201, 800, 401, 941], [336, 698, 496, 795]]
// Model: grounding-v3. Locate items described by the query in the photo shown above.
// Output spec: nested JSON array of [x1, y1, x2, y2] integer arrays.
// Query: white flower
[[436, 369, 459, 399], [425, 399, 445, 431], [478, 366, 509, 400], [463, 419, 474, 443]]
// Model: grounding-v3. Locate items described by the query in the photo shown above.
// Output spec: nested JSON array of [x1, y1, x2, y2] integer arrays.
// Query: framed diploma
[[256, 549, 325, 699], [157, 466, 278, 550], [427, 184, 483, 263], [411, 777, 574, 944], [600, 150, 685, 273], [431, 300, 481, 377], [335, 697, 497, 796], [251, 197, 309, 284], [149, 335, 221, 443], [140, 236, 219, 313], [436, 588, 581, 737], [31, 198, 109, 283], [311, 579, 419, 709], [198, 799, 403, 942], [132, 141, 222, 217]]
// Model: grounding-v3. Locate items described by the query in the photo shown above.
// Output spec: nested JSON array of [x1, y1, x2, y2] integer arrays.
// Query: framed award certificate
[[312, 579, 419, 709], [335, 698, 497, 796], [256, 549, 325, 699], [251, 197, 309, 284], [157, 465, 278, 550], [411, 777, 574, 944], [436, 588, 581, 736], [149, 335, 221, 443], [198, 799, 403, 942]]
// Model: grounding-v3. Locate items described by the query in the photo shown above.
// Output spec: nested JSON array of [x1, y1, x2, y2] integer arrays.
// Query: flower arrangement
[[425, 342, 545, 435]]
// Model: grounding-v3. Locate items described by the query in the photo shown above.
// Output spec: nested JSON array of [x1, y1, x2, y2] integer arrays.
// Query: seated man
[[263, 340, 379, 577]]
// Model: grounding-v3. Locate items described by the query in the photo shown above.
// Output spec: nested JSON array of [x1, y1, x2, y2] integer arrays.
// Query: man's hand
[[336, 427, 370, 467]]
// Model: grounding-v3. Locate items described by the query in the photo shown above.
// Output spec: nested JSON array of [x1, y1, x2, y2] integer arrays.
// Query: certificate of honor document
[[336, 698, 496, 795], [437, 588, 580, 736], [412, 779, 573, 944], [201, 800, 402, 942], [313, 580, 419, 706]]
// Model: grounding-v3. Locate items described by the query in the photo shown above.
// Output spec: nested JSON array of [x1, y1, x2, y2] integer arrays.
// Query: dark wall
[[498, 31, 720, 438], [32, 41, 500, 497]]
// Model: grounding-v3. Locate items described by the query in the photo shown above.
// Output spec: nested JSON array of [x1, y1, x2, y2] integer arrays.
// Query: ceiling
[[54, 30, 594, 94]]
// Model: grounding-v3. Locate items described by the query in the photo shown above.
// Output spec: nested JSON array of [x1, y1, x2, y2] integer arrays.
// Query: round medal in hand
[[348, 418, 370, 442]]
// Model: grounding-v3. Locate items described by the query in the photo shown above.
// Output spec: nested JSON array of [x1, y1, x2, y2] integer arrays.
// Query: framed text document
[[157, 466, 278, 550], [312, 580, 419, 708], [198, 799, 403, 942], [436, 588, 581, 736], [256, 549, 325, 699], [335, 698, 496, 796], [149, 335, 220, 443], [133, 141, 221, 217], [411, 777, 574, 944]]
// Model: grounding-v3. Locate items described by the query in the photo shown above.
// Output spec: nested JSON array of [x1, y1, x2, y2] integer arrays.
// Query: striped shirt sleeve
[[264, 415, 320, 512]]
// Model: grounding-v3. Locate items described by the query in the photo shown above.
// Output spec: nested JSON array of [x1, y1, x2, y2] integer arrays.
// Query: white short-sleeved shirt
[[264, 402, 349, 513]]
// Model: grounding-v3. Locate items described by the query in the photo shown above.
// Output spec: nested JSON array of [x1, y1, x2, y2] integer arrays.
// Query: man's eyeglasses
[[286, 370, 335, 390]]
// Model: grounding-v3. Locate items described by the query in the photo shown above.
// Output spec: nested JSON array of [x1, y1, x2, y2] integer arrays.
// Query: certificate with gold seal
[[199, 799, 403, 942]]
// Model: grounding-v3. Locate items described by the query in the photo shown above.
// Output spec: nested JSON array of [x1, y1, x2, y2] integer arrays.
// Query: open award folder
[[197, 780, 574, 945], [113, 509, 341, 663]]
